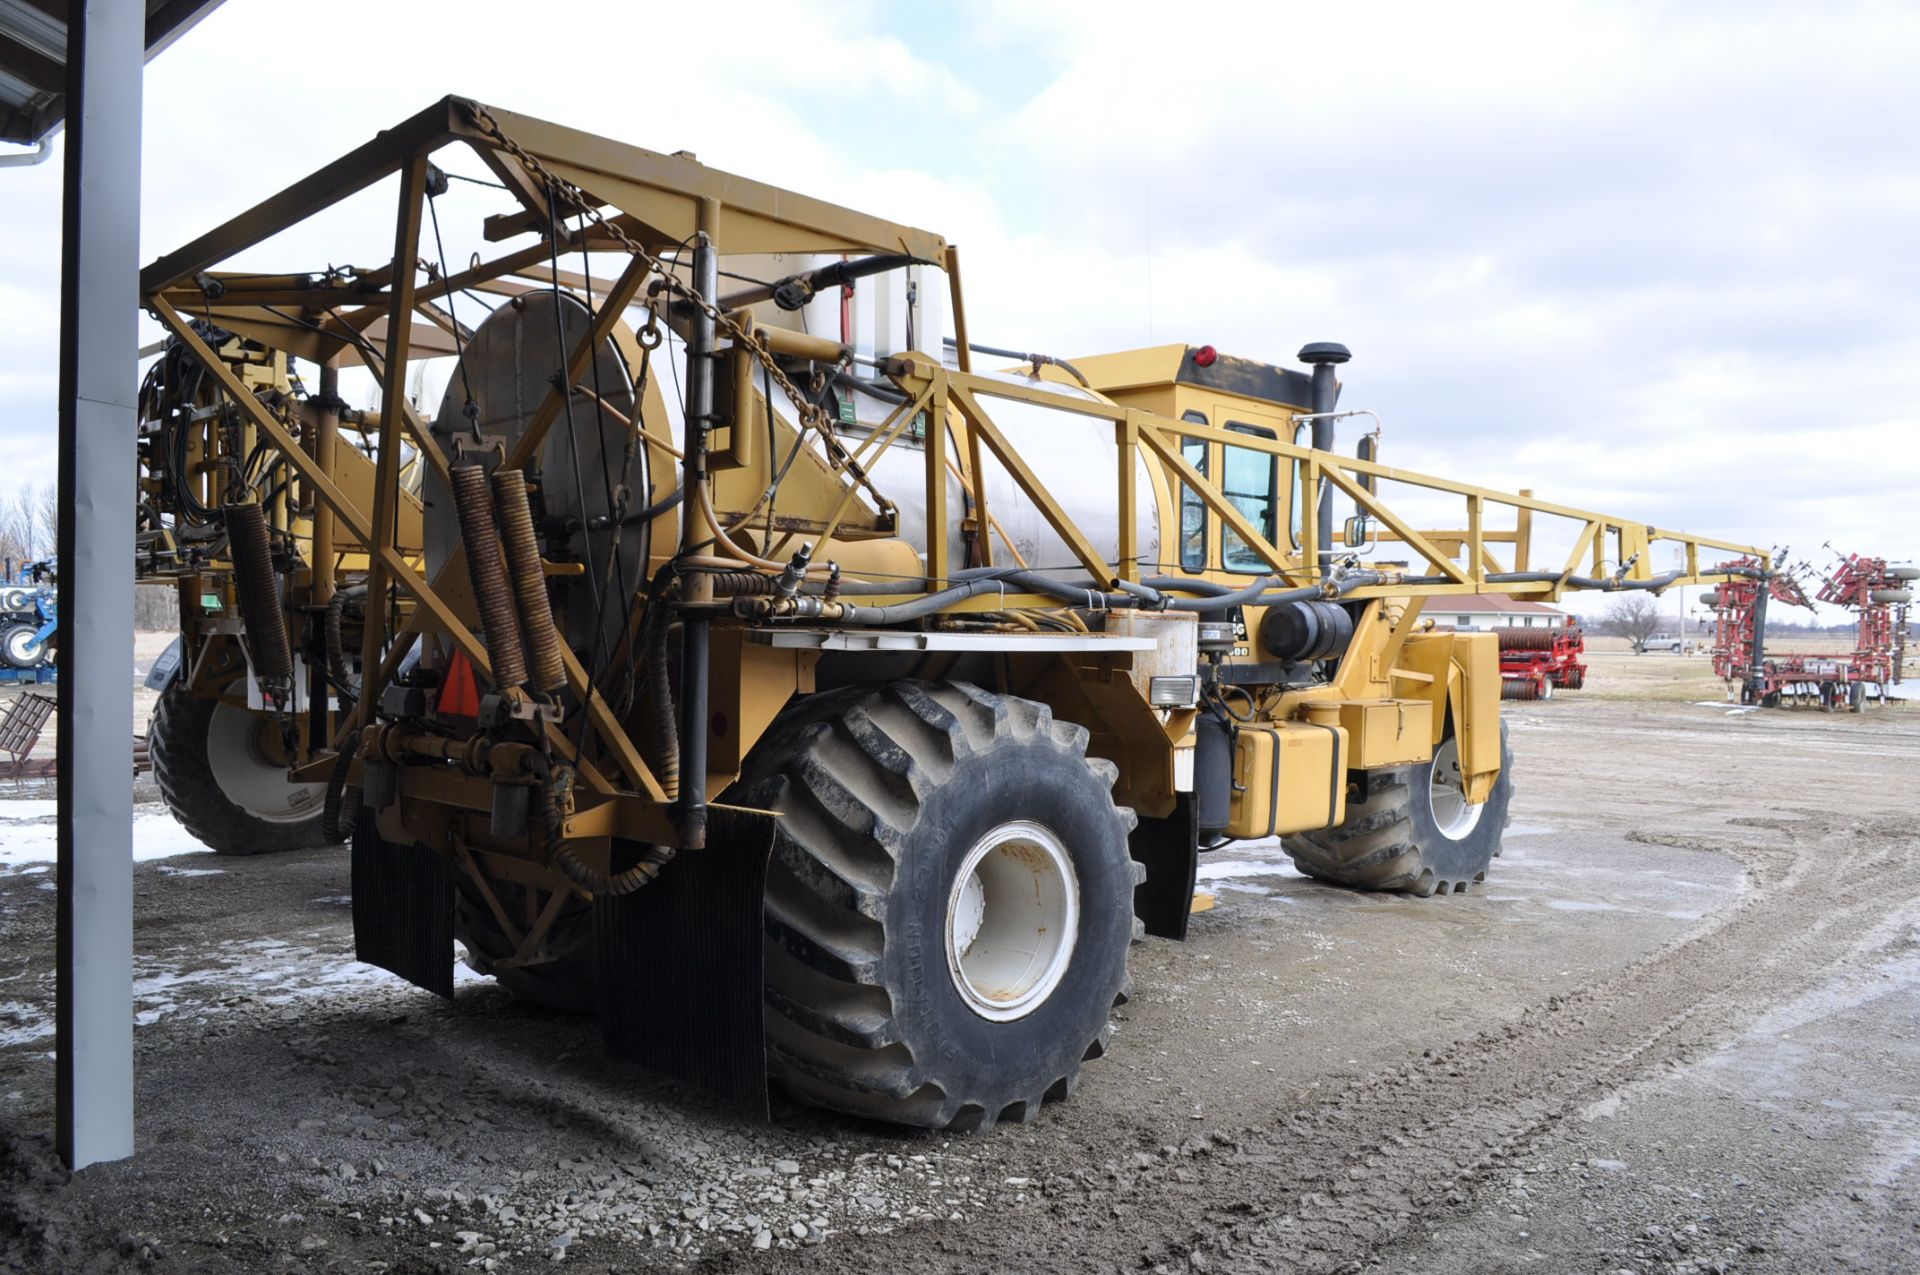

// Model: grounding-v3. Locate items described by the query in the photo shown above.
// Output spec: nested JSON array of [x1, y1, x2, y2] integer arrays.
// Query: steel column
[[677, 233, 718, 849], [55, 0, 143, 1171], [355, 154, 430, 733]]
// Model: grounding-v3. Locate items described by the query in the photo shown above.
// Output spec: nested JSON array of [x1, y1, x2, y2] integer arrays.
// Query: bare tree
[[134, 585, 179, 631], [35, 482, 58, 561], [9, 486, 46, 561], [1603, 594, 1663, 653], [0, 490, 27, 572]]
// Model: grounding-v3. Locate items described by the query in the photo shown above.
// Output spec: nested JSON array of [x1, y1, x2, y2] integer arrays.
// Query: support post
[[1748, 574, 1771, 703], [354, 154, 430, 733], [677, 231, 718, 849], [311, 361, 340, 608], [56, 0, 143, 1171]]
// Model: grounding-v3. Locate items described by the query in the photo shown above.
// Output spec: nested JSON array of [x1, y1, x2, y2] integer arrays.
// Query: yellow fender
[[1397, 630, 1503, 803]]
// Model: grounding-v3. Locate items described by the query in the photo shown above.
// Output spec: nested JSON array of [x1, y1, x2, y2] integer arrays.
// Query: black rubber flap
[[351, 821, 456, 997], [593, 805, 777, 1115], [1130, 792, 1198, 941]]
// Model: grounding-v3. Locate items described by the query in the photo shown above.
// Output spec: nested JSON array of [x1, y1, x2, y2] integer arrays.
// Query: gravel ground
[[0, 694, 1915, 1273]]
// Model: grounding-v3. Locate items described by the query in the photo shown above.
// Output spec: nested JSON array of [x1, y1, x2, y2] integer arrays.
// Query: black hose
[[822, 577, 1036, 624], [818, 565, 1020, 597], [638, 570, 680, 801], [833, 370, 911, 405], [322, 728, 361, 844], [1147, 574, 1287, 611], [1484, 569, 1687, 592], [325, 585, 367, 702], [617, 486, 684, 529]]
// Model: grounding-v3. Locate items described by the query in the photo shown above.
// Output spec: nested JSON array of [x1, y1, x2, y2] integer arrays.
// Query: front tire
[[1285, 720, 1513, 897], [740, 681, 1139, 1132], [150, 686, 332, 855]]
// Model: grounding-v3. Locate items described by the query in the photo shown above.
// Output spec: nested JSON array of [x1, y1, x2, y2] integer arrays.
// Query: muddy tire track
[[736, 814, 1920, 1274]]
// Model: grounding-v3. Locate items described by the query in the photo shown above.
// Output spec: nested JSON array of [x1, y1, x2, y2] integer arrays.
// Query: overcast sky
[[2, 0, 1914, 619]]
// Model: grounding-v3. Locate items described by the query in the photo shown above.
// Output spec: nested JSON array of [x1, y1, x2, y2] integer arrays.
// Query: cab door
[[1214, 402, 1294, 573]]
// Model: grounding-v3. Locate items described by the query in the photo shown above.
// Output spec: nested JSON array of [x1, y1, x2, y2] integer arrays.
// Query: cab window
[[1179, 411, 1208, 571], [1221, 421, 1280, 572]]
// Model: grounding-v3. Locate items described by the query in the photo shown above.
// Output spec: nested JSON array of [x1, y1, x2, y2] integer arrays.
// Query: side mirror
[[1343, 514, 1371, 549]]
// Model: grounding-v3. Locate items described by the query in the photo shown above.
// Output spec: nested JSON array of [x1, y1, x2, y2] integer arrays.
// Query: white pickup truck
[[1641, 632, 1696, 654]]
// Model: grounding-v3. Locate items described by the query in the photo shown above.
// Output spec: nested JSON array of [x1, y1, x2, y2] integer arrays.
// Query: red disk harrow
[[1496, 618, 1587, 700]]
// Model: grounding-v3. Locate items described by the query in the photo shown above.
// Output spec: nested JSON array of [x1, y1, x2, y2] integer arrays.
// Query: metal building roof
[[0, 0, 225, 146]]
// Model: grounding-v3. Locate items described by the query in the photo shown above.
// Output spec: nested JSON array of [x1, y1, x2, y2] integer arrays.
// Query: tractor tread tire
[[1284, 721, 1513, 897], [739, 680, 1137, 1133], [150, 686, 332, 856]]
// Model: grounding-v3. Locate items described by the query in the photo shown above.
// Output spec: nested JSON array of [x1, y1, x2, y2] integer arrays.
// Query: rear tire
[[739, 680, 1140, 1132], [150, 686, 332, 855], [1285, 720, 1513, 897]]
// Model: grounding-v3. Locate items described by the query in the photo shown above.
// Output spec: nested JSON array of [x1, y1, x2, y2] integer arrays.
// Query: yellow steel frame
[[874, 355, 1766, 605], [139, 96, 1767, 866]]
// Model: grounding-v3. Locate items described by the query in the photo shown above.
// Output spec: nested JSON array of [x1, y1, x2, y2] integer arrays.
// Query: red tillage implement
[[1496, 619, 1587, 700], [1705, 553, 1914, 710]]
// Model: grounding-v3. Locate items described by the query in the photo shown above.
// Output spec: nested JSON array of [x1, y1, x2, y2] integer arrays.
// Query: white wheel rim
[[206, 701, 326, 824], [1428, 736, 1483, 842], [945, 819, 1079, 1022], [5, 631, 37, 664]]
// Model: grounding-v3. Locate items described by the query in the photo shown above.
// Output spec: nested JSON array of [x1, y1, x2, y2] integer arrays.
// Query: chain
[[468, 104, 825, 437]]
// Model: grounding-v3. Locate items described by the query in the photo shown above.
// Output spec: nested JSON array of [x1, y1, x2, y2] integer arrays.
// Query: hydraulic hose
[[1483, 569, 1687, 592], [692, 480, 791, 573], [554, 842, 675, 897], [617, 485, 683, 529], [322, 728, 362, 844], [223, 500, 295, 696], [638, 571, 680, 802], [491, 467, 567, 694], [450, 463, 529, 690], [324, 584, 367, 700]]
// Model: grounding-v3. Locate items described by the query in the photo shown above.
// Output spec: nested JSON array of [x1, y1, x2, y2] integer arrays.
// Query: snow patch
[[0, 1000, 52, 1048], [0, 801, 215, 868]]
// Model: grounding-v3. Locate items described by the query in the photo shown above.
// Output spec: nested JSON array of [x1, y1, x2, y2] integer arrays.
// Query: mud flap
[[1130, 793, 1198, 941], [351, 822, 455, 997], [593, 805, 777, 1115]]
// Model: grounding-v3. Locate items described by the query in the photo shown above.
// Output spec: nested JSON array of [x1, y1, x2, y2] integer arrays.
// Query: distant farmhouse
[[1436, 594, 1570, 631]]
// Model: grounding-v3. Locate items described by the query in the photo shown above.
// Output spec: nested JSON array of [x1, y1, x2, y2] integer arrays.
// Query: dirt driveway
[[2, 695, 1916, 1273]]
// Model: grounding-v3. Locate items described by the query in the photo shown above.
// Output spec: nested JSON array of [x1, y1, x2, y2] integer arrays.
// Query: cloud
[[1, 0, 1913, 617]]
